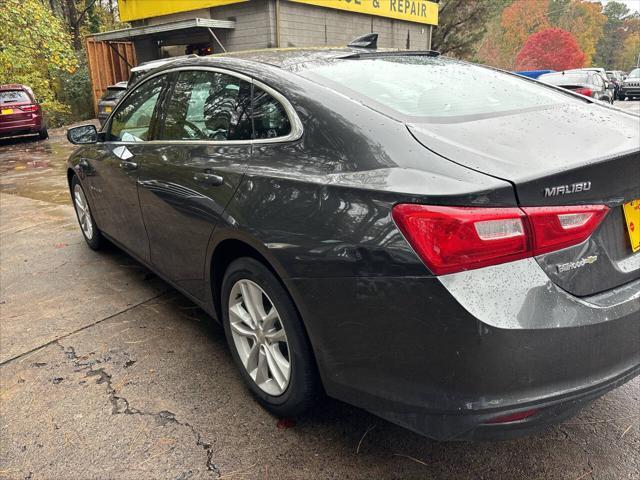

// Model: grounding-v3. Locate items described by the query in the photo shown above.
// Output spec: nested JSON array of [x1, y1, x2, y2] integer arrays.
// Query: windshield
[[539, 73, 590, 85], [0, 90, 30, 104], [628, 68, 640, 78], [302, 56, 572, 121]]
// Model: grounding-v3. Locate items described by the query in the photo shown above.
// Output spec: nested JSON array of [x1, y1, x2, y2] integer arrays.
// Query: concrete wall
[[131, 0, 433, 59], [278, 1, 432, 50], [210, 1, 276, 52]]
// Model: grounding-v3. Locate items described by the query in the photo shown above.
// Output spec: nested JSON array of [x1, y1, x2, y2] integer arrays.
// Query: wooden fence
[[86, 39, 137, 114]]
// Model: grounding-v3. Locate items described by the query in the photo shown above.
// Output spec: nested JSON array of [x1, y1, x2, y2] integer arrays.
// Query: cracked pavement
[[1, 115, 639, 479]]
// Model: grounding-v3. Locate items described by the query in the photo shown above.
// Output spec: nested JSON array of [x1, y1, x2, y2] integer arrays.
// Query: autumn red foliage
[[515, 28, 586, 71]]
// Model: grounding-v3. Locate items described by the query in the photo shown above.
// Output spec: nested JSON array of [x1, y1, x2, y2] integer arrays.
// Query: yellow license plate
[[623, 199, 640, 253], [104, 106, 112, 113], [1, 108, 13, 115]]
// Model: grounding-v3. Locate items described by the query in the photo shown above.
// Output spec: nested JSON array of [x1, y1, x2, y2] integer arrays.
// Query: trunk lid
[[408, 102, 640, 296]]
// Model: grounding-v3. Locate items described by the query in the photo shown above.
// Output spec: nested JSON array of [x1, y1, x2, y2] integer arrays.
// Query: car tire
[[221, 257, 321, 417], [38, 127, 48, 140], [71, 175, 102, 250]]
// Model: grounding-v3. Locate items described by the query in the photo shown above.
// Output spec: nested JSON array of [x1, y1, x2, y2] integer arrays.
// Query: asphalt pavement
[[1, 102, 639, 479]]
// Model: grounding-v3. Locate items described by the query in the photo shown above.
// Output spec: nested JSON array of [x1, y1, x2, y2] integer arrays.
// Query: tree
[[0, 0, 77, 125], [500, 0, 551, 64], [431, 0, 509, 59], [619, 15, 640, 70], [515, 28, 586, 70], [594, 1, 631, 67], [551, 0, 606, 66]]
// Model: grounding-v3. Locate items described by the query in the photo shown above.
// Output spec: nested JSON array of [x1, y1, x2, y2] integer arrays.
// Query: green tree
[[431, 0, 510, 59], [0, 0, 78, 126], [619, 15, 640, 70], [594, 1, 631, 68]]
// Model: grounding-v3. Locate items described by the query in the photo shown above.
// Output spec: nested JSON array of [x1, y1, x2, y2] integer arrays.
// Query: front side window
[[160, 70, 252, 141], [252, 86, 291, 139], [109, 75, 166, 141]]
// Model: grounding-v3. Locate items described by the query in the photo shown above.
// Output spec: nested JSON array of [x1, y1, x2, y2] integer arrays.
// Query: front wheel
[[71, 175, 102, 250], [221, 257, 321, 417]]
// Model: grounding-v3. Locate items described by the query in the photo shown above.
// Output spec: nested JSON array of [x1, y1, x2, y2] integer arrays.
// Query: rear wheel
[[38, 127, 48, 140], [71, 175, 102, 250], [221, 257, 320, 417]]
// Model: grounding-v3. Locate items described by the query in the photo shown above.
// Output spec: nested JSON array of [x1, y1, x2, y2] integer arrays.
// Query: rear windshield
[[0, 90, 30, 104], [302, 56, 572, 120], [539, 73, 590, 85], [101, 88, 127, 102]]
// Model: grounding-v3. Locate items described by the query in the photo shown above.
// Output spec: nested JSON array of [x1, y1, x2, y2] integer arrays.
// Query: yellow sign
[[118, 0, 247, 22], [289, 0, 438, 26], [623, 199, 640, 253]]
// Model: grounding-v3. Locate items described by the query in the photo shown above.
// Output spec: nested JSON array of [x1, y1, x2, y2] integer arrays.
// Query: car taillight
[[522, 205, 609, 255], [574, 88, 593, 97], [19, 105, 38, 112], [392, 204, 609, 275]]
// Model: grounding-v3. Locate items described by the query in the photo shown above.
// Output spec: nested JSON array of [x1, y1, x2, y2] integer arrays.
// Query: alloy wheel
[[228, 279, 291, 396], [73, 184, 94, 240]]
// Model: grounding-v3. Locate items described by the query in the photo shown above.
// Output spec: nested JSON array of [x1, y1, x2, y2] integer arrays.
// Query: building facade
[[105, 0, 438, 62]]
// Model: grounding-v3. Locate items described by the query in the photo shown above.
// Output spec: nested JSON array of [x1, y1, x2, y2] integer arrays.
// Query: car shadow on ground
[[0, 134, 45, 147]]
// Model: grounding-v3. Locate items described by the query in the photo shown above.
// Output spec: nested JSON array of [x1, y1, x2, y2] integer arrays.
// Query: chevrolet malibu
[[65, 42, 640, 440]]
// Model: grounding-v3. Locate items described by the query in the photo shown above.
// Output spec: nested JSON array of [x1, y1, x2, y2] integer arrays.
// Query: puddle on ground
[[0, 128, 79, 205]]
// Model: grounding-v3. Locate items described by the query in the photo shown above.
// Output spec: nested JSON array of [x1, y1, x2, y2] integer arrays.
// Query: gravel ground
[[1, 103, 639, 480]]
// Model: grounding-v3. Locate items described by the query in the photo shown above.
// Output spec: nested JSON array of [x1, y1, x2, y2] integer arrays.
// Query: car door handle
[[119, 160, 138, 171], [193, 172, 224, 186]]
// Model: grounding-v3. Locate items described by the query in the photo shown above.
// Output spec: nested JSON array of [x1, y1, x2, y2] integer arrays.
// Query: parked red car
[[0, 84, 48, 140]]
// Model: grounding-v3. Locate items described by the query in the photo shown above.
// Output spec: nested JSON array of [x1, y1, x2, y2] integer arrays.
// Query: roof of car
[[131, 47, 443, 85], [131, 54, 199, 72], [208, 47, 440, 71], [0, 84, 29, 91]]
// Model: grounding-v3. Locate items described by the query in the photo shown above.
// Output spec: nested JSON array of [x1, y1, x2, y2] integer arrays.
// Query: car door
[[84, 73, 169, 262], [82, 76, 167, 262], [137, 68, 253, 299]]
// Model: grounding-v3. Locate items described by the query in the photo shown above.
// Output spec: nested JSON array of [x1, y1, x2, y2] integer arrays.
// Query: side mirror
[[67, 124, 98, 145]]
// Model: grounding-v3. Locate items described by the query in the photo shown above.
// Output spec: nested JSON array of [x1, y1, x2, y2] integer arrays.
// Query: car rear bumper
[[287, 261, 640, 440], [0, 116, 42, 137]]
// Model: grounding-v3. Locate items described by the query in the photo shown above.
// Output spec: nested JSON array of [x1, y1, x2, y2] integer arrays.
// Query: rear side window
[[303, 57, 573, 120], [252, 86, 291, 139], [592, 74, 604, 87], [0, 90, 30, 104], [109, 75, 166, 142], [160, 70, 252, 141]]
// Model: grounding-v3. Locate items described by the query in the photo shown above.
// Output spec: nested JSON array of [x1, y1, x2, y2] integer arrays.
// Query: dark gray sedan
[[66, 43, 640, 440], [538, 71, 614, 103]]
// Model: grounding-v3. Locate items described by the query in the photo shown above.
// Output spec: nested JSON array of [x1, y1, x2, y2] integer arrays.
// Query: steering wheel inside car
[[180, 120, 205, 139]]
